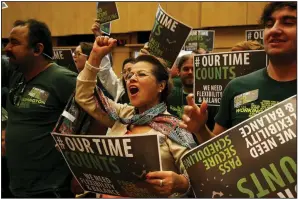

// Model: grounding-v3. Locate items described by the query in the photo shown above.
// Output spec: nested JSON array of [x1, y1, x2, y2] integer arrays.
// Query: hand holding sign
[[181, 96, 297, 198], [91, 20, 102, 37], [51, 133, 162, 197], [145, 171, 189, 197]]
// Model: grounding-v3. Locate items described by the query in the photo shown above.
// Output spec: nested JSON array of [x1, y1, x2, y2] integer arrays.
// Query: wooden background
[[2, 2, 268, 76]]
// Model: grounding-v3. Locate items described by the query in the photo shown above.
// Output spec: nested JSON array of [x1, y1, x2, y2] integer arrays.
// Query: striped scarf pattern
[[95, 87, 197, 149]]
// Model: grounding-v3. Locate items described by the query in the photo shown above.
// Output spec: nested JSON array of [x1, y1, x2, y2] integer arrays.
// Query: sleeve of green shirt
[[214, 81, 233, 129]]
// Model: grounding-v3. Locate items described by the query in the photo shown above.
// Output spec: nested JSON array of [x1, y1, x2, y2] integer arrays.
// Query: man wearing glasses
[[2, 19, 76, 197]]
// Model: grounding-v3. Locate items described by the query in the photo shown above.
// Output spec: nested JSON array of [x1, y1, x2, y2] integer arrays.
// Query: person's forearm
[[75, 61, 114, 128], [175, 174, 189, 194], [88, 52, 103, 69]]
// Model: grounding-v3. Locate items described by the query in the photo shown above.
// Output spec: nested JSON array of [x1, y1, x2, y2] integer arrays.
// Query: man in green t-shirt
[[168, 54, 194, 119], [168, 53, 218, 132], [180, 2, 297, 144], [2, 19, 77, 197]]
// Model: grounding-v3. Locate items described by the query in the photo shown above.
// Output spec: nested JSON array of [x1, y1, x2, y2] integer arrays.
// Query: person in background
[[1, 54, 13, 198], [72, 42, 89, 72], [170, 50, 195, 88], [98, 56, 135, 104], [75, 36, 196, 198], [180, 2, 297, 143], [3, 19, 76, 197], [192, 47, 207, 54], [72, 41, 114, 100], [167, 53, 217, 134], [170, 62, 179, 79], [170, 59, 182, 88], [1, 101, 12, 197], [231, 40, 264, 51], [1, 46, 11, 191], [167, 54, 194, 119]]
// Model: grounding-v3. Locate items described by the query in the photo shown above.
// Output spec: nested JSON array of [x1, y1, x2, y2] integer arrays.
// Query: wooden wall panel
[[111, 47, 132, 77], [210, 25, 259, 52], [44, 2, 96, 36], [201, 2, 247, 27], [2, 2, 270, 37], [2, 1, 270, 76], [2, 2, 97, 37], [166, 2, 201, 29], [127, 2, 162, 32], [2, 2, 51, 38], [247, 2, 268, 25], [111, 2, 129, 33]]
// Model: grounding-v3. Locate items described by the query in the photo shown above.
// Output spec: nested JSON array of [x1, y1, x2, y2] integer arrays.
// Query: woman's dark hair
[[135, 55, 173, 103], [79, 42, 93, 58], [259, 2, 297, 26]]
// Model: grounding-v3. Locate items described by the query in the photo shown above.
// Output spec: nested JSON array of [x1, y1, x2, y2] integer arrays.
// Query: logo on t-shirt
[[17, 87, 50, 108], [14, 86, 50, 108], [28, 87, 50, 104], [234, 89, 259, 108]]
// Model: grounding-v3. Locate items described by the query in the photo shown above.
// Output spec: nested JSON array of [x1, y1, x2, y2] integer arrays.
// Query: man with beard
[[168, 53, 217, 133], [2, 19, 76, 197], [180, 2, 296, 143]]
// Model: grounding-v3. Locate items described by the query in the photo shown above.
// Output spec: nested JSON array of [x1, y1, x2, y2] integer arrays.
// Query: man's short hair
[[177, 54, 193, 71], [13, 19, 53, 60], [259, 2, 297, 26]]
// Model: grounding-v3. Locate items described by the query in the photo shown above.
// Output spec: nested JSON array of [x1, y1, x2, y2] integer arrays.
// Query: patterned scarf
[[95, 87, 197, 149]]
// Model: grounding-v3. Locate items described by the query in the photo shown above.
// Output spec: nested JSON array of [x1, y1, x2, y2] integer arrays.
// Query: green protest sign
[[184, 30, 215, 52], [52, 133, 162, 197], [182, 95, 297, 198], [246, 29, 264, 45], [96, 2, 119, 24], [101, 22, 111, 35], [148, 5, 192, 68], [194, 50, 267, 106], [53, 48, 78, 73]]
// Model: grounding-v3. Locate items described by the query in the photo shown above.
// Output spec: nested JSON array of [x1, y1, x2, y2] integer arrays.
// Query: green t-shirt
[[172, 76, 182, 88], [167, 86, 217, 131], [3, 62, 77, 196], [215, 67, 297, 128], [167, 86, 185, 119]]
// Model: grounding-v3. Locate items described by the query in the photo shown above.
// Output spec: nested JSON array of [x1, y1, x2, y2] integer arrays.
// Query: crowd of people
[[1, 2, 296, 198]]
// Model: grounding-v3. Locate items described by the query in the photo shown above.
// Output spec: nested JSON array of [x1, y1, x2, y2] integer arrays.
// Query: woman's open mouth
[[129, 86, 139, 96]]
